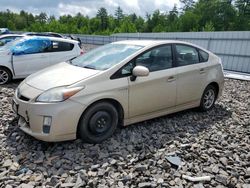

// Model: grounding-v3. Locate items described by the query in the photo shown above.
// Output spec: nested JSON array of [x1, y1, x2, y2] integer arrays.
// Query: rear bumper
[[13, 95, 86, 142]]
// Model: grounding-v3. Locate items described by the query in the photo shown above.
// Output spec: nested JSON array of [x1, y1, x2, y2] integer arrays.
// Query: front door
[[12, 38, 51, 77], [128, 45, 177, 118]]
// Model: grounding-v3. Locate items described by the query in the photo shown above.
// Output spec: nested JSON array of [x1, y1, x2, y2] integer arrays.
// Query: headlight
[[36, 86, 84, 102], [15, 87, 20, 98]]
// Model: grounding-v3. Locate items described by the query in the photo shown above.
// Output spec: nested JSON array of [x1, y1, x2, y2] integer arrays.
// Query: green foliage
[[97, 7, 109, 31], [0, 0, 249, 35], [203, 21, 215, 31], [119, 18, 136, 33], [115, 6, 124, 26]]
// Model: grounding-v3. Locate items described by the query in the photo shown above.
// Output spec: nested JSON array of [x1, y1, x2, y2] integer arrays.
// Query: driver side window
[[135, 45, 173, 72], [110, 45, 173, 80]]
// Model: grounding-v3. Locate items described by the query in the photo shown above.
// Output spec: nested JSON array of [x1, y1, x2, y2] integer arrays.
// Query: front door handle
[[167, 76, 176, 82], [200, 68, 206, 74]]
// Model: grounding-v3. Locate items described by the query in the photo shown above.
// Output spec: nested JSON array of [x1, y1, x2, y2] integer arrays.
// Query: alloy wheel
[[0, 69, 9, 84], [203, 89, 215, 109]]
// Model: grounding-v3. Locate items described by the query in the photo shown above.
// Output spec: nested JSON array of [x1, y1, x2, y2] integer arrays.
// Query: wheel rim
[[88, 111, 112, 135], [203, 89, 215, 109], [0, 69, 9, 84]]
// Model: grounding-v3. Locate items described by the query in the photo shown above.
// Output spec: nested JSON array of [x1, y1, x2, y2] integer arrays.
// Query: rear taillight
[[80, 50, 85, 55]]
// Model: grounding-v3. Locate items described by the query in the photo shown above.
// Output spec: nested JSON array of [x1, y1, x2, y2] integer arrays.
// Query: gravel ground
[[0, 50, 249, 187]]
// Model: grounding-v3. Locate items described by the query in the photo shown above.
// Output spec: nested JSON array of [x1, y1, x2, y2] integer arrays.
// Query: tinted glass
[[199, 49, 209, 62], [0, 39, 21, 51], [71, 43, 143, 70], [50, 41, 74, 52], [135, 45, 173, 72], [176, 45, 199, 66], [0, 36, 20, 46]]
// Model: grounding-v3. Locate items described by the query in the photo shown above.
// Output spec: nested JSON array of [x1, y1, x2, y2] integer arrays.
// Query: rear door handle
[[200, 68, 206, 74], [167, 76, 176, 82]]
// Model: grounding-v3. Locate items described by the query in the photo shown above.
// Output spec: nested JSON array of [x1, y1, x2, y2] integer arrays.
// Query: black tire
[[199, 85, 217, 111], [78, 102, 118, 143], [0, 67, 12, 85]]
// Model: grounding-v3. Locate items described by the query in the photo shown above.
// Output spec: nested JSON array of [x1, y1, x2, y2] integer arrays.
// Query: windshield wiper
[[83, 65, 96, 70]]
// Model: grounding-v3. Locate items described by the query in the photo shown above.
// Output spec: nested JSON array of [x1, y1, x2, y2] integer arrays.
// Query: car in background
[[0, 36, 83, 84], [25, 32, 82, 47], [12, 40, 224, 143], [0, 33, 61, 47], [24, 32, 64, 38], [0, 32, 83, 48], [0, 34, 24, 46], [0, 28, 10, 35]]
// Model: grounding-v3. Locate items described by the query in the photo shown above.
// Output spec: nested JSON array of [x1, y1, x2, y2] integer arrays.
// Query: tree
[[0, 1, 245, 34], [150, 10, 167, 32], [115, 6, 124, 26], [167, 4, 179, 31], [48, 15, 56, 23], [96, 7, 109, 31], [179, 0, 195, 11], [234, 0, 250, 30], [119, 17, 136, 33], [179, 11, 199, 31], [203, 21, 215, 31], [168, 4, 178, 23], [36, 12, 48, 24]]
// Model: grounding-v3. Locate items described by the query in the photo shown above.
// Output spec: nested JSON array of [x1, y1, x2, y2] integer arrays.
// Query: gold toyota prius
[[12, 40, 224, 143]]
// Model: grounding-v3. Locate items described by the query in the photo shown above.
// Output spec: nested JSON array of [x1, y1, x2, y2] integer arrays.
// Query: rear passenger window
[[51, 41, 74, 52], [176, 45, 199, 66], [199, 50, 209, 62]]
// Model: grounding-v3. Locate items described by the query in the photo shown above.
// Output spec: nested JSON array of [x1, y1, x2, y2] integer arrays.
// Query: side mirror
[[131, 65, 149, 81]]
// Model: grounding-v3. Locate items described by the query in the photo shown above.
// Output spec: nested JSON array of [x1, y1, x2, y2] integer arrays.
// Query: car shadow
[[1, 79, 23, 89], [4, 102, 231, 177]]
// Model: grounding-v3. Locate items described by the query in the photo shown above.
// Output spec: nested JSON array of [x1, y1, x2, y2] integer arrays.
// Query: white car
[[0, 36, 83, 84]]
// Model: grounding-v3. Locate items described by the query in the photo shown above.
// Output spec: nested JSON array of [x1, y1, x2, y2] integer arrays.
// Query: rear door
[[47, 41, 78, 65], [174, 44, 206, 105]]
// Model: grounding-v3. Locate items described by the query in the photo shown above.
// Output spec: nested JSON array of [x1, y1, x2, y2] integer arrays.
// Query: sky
[[0, 0, 181, 17]]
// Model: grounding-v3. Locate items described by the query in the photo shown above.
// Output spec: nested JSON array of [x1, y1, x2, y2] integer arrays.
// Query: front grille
[[19, 95, 30, 102]]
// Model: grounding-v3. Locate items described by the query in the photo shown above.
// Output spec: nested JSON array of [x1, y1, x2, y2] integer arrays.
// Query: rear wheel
[[199, 85, 217, 111], [78, 102, 118, 143], [0, 67, 12, 85]]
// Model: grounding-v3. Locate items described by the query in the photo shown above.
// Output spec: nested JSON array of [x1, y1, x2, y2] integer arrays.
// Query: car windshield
[[70, 43, 143, 70]]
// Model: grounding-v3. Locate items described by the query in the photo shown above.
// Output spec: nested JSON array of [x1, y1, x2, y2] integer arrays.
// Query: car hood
[[25, 62, 101, 91]]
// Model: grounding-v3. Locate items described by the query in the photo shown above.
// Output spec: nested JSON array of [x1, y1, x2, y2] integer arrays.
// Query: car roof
[[115, 39, 195, 45], [0, 34, 24, 38], [114, 40, 209, 52], [24, 32, 64, 38], [20, 36, 79, 44]]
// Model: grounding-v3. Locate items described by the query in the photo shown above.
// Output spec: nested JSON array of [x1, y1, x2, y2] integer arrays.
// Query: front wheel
[[78, 102, 118, 143], [199, 85, 217, 111], [0, 67, 12, 85]]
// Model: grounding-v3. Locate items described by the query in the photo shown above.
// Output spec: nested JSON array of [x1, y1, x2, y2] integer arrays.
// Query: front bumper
[[13, 94, 86, 142]]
